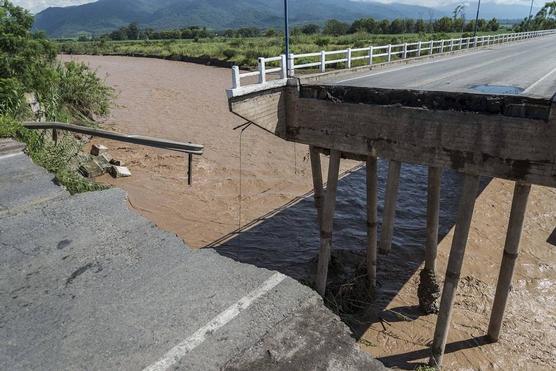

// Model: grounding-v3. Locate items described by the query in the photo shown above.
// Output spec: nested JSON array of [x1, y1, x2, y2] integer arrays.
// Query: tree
[[415, 19, 426, 33], [389, 18, 405, 34], [127, 22, 139, 40], [486, 18, 499, 31], [0, 0, 57, 107], [433, 17, 453, 32], [323, 19, 349, 36], [301, 23, 320, 35]]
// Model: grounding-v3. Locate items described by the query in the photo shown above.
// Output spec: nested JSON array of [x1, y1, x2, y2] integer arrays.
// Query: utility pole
[[284, 0, 290, 77], [526, 0, 535, 31], [473, 0, 481, 37]]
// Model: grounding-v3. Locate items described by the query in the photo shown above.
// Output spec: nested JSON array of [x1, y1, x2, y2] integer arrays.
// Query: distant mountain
[[33, 0, 447, 37]]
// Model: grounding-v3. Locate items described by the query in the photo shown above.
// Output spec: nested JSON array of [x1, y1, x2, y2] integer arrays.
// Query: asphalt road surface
[[0, 149, 385, 371], [322, 34, 556, 99]]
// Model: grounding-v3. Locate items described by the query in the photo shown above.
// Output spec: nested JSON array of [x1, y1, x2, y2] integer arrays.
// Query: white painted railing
[[229, 29, 556, 94]]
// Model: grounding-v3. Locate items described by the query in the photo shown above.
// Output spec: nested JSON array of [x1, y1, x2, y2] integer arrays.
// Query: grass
[[58, 30, 511, 69], [0, 116, 107, 194]]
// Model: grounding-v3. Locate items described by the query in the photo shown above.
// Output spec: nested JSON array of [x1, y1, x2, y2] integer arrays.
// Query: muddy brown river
[[63, 55, 555, 370]]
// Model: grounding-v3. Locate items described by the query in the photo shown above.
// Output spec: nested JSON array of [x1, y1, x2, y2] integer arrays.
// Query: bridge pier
[[430, 173, 480, 367], [379, 160, 401, 254], [487, 182, 531, 342], [315, 150, 341, 296], [418, 167, 442, 314], [366, 155, 379, 291], [309, 146, 324, 226]]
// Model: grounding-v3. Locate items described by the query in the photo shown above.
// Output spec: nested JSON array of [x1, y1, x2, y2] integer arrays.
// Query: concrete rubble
[[82, 143, 131, 179]]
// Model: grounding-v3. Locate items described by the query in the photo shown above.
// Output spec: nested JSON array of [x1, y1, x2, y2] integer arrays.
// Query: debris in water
[[90, 143, 108, 156], [109, 165, 131, 178]]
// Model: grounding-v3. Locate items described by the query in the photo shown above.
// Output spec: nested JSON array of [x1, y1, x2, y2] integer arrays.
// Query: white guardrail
[[229, 29, 556, 96]]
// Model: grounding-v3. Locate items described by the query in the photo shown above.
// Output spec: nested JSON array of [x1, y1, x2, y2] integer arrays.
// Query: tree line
[[94, 16, 501, 41]]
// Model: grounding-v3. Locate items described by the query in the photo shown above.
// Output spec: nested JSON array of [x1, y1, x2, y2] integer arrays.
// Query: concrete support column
[[366, 155, 378, 291], [430, 174, 480, 367], [309, 146, 324, 226], [418, 166, 442, 314], [379, 160, 401, 254], [315, 150, 341, 296], [487, 182, 531, 342]]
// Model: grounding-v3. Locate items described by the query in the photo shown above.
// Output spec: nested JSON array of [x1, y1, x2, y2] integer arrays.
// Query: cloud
[[12, 0, 95, 14]]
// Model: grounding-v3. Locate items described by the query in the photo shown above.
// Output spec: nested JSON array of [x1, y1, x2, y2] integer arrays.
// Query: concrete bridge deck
[[319, 33, 556, 99], [0, 149, 385, 371]]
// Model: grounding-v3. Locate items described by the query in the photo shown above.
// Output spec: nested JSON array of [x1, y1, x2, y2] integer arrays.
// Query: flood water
[[215, 160, 489, 289]]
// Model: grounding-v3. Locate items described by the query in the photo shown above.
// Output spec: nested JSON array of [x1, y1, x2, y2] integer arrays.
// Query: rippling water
[[215, 160, 488, 287]]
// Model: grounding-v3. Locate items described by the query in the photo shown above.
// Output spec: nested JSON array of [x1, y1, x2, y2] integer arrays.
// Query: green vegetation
[[0, 0, 113, 194], [515, 1, 556, 31], [58, 29, 508, 70]]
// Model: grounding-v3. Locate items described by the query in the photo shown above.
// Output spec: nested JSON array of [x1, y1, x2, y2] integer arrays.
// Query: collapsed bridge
[[227, 30, 556, 367]]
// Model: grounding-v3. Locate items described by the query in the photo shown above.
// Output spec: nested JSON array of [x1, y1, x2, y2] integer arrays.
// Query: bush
[[223, 48, 237, 59], [57, 61, 113, 119], [0, 78, 24, 116], [315, 37, 330, 47]]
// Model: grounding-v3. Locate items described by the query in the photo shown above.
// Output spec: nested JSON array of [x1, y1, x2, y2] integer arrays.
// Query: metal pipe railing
[[23, 121, 204, 185], [230, 29, 556, 92]]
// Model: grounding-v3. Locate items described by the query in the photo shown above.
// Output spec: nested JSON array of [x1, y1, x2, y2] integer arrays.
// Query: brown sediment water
[[62, 55, 555, 369], [61, 54, 356, 248]]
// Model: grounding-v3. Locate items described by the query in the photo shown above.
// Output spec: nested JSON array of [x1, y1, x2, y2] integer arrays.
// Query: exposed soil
[[360, 179, 556, 370]]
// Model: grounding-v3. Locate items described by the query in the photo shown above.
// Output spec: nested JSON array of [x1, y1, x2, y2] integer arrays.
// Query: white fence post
[[288, 53, 295, 76], [430, 41, 433, 54], [280, 54, 287, 79], [258, 57, 266, 84], [320, 50, 326, 73], [347, 48, 352, 69], [368, 46, 373, 65], [387, 44, 392, 62], [403, 43, 408, 59], [417, 41, 422, 57], [450, 39, 454, 51], [232, 65, 241, 89], [440, 40, 444, 53]]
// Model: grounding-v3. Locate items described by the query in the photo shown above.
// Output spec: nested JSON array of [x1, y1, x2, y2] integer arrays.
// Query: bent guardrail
[[228, 29, 556, 97], [23, 121, 204, 185]]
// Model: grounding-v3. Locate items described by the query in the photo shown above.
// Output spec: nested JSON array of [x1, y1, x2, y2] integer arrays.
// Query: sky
[[13, 0, 537, 14]]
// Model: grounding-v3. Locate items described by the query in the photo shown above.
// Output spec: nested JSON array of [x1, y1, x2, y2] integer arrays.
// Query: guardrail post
[[402, 43, 407, 59], [440, 40, 444, 53], [280, 54, 287, 79], [450, 39, 454, 51], [430, 41, 433, 55], [387, 44, 392, 62], [258, 57, 266, 84], [232, 65, 241, 89], [288, 53, 295, 77], [417, 41, 421, 57], [346, 48, 352, 69], [320, 50, 326, 73], [474, 36, 478, 48], [368, 46, 373, 65]]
